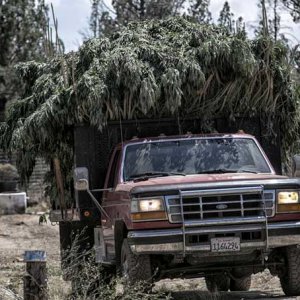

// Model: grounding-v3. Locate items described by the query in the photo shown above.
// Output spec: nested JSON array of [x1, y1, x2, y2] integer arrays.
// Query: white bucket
[[0, 192, 27, 214]]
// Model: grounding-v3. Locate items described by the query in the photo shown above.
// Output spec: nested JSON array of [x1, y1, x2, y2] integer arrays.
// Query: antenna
[[177, 111, 182, 134], [119, 116, 124, 145]]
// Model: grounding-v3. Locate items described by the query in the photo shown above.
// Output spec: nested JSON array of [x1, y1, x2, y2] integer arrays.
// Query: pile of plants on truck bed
[[0, 17, 299, 205]]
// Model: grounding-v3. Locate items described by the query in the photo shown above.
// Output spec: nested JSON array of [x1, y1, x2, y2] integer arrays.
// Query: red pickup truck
[[53, 118, 300, 296]]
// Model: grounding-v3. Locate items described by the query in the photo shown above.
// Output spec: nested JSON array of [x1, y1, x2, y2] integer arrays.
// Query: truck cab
[[92, 132, 300, 295]]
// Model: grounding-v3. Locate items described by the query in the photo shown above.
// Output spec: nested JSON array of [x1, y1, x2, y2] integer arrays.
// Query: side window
[[108, 150, 120, 188]]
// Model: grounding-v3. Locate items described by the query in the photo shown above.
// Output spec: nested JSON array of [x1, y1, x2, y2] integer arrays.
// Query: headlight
[[132, 198, 164, 212], [278, 191, 299, 204], [131, 197, 167, 221], [277, 190, 300, 213]]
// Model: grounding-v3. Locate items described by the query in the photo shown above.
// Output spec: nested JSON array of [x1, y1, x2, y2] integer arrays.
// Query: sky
[[46, 0, 300, 52]]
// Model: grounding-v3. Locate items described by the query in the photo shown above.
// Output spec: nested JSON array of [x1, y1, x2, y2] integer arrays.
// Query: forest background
[[1, 0, 300, 118]]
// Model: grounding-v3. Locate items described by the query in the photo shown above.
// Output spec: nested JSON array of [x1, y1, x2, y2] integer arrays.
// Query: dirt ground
[[0, 213, 298, 300]]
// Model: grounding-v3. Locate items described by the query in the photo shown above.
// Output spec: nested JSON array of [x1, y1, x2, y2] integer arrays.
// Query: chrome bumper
[[128, 221, 300, 254]]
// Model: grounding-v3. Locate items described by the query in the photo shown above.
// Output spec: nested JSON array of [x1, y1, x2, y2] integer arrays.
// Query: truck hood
[[116, 173, 292, 194]]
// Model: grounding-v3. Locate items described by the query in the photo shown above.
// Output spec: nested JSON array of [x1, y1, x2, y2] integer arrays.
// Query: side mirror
[[74, 167, 89, 191], [292, 155, 300, 177]]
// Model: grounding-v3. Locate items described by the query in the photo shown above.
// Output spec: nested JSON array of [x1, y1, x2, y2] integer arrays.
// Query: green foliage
[[1, 17, 299, 205], [0, 0, 50, 118]]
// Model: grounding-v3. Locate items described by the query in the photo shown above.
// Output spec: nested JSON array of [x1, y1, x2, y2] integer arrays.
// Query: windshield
[[123, 138, 272, 181]]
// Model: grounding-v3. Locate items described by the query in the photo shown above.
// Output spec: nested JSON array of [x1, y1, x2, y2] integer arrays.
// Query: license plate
[[211, 237, 240, 252]]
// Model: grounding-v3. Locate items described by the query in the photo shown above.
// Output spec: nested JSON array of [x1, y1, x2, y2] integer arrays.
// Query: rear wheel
[[230, 275, 251, 291], [121, 239, 152, 283], [280, 246, 300, 296], [205, 275, 230, 292]]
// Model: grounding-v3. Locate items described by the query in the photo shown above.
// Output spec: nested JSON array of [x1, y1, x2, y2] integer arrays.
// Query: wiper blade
[[237, 168, 258, 174], [167, 172, 186, 176], [198, 169, 238, 174], [129, 171, 186, 182], [198, 168, 259, 174]]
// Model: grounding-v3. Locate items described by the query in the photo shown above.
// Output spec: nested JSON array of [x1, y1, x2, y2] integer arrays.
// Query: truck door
[[101, 148, 122, 257]]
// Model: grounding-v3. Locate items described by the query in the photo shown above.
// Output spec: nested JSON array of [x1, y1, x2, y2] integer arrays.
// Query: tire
[[121, 238, 152, 283], [230, 275, 251, 291], [280, 246, 300, 296], [205, 275, 230, 292]]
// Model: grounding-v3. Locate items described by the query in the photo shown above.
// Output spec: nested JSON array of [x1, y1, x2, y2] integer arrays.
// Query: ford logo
[[216, 204, 228, 210]]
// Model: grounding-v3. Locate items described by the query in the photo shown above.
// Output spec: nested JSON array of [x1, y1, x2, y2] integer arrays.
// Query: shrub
[[0, 164, 18, 181]]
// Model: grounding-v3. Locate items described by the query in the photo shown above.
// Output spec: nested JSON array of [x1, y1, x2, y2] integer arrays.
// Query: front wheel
[[120, 239, 152, 283], [280, 246, 300, 296]]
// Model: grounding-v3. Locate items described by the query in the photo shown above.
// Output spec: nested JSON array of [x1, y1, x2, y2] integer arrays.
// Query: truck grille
[[166, 188, 275, 223]]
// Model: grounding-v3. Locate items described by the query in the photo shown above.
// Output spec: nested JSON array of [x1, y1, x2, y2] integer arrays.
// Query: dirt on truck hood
[[116, 173, 287, 193]]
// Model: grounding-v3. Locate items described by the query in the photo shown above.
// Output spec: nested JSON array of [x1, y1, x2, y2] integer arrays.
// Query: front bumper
[[128, 221, 300, 254]]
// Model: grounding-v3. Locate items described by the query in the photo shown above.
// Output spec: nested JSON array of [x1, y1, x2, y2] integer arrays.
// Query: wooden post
[[53, 158, 66, 219], [23, 250, 48, 300]]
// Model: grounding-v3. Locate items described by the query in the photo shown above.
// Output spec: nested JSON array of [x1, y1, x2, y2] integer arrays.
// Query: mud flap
[[94, 226, 106, 263]]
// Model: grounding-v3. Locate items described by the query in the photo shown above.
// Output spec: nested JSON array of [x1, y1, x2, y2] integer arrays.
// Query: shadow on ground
[[170, 290, 297, 300]]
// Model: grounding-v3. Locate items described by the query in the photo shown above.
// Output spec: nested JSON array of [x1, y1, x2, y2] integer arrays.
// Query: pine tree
[[0, 0, 50, 121], [218, 1, 234, 32], [189, 0, 212, 24], [90, 0, 100, 38], [256, 0, 282, 40], [218, 2, 246, 37], [88, 0, 116, 38], [255, 0, 270, 37], [112, 0, 185, 25], [235, 16, 247, 38], [282, 0, 300, 21], [270, 0, 281, 40], [87, 0, 186, 37], [146, 0, 185, 19]]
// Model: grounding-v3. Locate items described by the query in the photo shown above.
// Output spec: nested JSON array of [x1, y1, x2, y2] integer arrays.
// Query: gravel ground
[[0, 214, 298, 300]]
